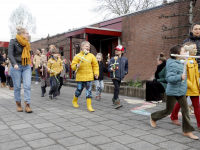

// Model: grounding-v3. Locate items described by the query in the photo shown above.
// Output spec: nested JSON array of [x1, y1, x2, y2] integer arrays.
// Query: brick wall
[[121, 1, 200, 80]]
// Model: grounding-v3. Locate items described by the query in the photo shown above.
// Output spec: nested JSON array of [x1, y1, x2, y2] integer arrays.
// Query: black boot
[[41, 87, 45, 97]]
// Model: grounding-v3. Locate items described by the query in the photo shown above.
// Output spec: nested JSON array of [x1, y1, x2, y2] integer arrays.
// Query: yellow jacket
[[33, 54, 41, 69], [71, 51, 99, 81], [47, 57, 63, 77], [186, 58, 200, 96]]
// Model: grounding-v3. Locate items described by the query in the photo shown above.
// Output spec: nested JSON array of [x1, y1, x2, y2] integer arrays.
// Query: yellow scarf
[[16, 34, 31, 65]]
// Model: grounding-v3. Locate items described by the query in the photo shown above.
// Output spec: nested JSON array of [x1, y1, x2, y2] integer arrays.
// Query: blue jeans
[[94, 80, 104, 96], [35, 69, 39, 82], [10, 65, 31, 104]]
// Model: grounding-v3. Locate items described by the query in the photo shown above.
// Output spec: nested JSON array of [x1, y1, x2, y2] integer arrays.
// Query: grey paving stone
[[35, 144, 67, 150], [157, 122, 180, 130], [0, 124, 9, 130], [0, 139, 27, 150], [89, 124, 111, 131], [64, 125, 87, 132], [73, 130, 99, 138], [112, 134, 141, 144], [98, 142, 130, 150], [40, 126, 63, 134], [10, 123, 32, 130], [5, 120, 27, 126], [90, 117, 109, 122], [15, 127, 39, 135], [69, 117, 88, 123], [133, 123, 155, 131], [99, 129, 124, 137], [0, 129, 14, 136], [21, 132, 47, 141], [28, 138, 56, 149], [15, 147, 32, 150], [186, 140, 200, 149], [123, 120, 141, 126], [48, 130, 73, 140], [138, 134, 169, 144], [149, 128, 175, 136], [166, 133, 194, 143], [68, 143, 99, 150], [26, 118, 49, 125], [2, 116, 21, 122], [0, 134, 20, 143], [77, 120, 98, 127], [55, 121, 77, 128], [128, 141, 160, 150], [57, 136, 86, 147], [112, 123, 133, 131], [34, 122, 55, 129], [158, 141, 189, 150], [99, 120, 120, 126], [48, 118, 68, 123], [123, 128, 150, 137], [85, 135, 113, 145]]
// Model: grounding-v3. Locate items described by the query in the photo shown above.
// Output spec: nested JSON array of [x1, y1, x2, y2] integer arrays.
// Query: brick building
[[30, 1, 200, 80]]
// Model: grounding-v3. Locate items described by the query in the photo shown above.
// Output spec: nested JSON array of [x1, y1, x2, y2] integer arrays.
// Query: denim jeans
[[35, 69, 39, 82], [94, 80, 104, 96], [10, 65, 31, 104]]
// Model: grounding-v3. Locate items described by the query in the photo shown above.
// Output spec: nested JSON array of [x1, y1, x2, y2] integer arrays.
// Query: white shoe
[[158, 100, 162, 103], [151, 101, 158, 104], [35, 82, 38, 84]]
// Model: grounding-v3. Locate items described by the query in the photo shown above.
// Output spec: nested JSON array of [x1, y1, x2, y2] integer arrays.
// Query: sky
[[0, 0, 104, 41]]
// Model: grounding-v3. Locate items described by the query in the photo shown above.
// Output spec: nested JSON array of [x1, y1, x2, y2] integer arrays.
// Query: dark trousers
[[75, 81, 92, 99], [7, 76, 13, 87], [146, 81, 165, 101], [151, 95, 195, 133], [0, 74, 6, 83], [49, 74, 60, 97], [112, 79, 121, 100], [58, 77, 63, 93]]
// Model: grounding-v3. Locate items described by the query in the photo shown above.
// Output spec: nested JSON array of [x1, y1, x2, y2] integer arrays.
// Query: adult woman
[[146, 53, 167, 103], [8, 26, 32, 113]]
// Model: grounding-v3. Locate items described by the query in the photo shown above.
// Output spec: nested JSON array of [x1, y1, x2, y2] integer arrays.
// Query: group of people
[[0, 52, 14, 89], [7, 23, 200, 140], [148, 23, 200, 140]]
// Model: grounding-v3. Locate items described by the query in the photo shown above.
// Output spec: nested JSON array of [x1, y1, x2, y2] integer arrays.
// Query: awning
[[65, 26, 122, 40]]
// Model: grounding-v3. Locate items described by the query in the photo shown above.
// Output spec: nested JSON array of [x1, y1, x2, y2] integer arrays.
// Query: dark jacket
[[108, 56, 128, 81], [8, 38, 24, 66], [165, 58, 187, 96], [94, 61, 108, 80], [65, 64, 69, 73], [184, 32, 200, 66], [154, 62, 167, 90], [0, 55, 4, 62]]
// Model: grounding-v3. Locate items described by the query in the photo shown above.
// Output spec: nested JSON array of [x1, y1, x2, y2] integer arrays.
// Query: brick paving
[[0, 83, 199, 150]]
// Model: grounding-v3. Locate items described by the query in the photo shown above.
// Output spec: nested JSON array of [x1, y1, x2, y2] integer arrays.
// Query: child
[[71, 41, 99, 112], [108, 45, 128, 109], [150, 45, 198, 140], [57, 54, 65, 96], [38, 52, 50, 97], [170, 42, 200, 130], [94, 53, 108, 100], [0, 61, 6, 87], [6, 59, 14, 90], [47, 49, 63, 99], [63, 59, 69, 82]]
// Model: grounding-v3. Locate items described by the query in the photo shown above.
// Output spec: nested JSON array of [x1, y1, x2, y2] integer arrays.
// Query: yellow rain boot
[[72, 95, 79, 108], [87, 98, 94, 112]]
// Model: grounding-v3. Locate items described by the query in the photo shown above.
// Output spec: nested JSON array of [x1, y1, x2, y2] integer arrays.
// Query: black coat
[[8, 38, 24, 66], [108, 56, 128, 81], [0, 66, 6, 82], [94, 61, 108, 80], [184, 32, 200, 66]]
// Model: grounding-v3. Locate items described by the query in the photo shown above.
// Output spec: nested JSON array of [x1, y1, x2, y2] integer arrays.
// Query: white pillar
[[118, 37, 121, 45]]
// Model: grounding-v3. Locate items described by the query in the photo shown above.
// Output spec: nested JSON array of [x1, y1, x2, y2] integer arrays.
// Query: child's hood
[[166, 58, 182, 68]]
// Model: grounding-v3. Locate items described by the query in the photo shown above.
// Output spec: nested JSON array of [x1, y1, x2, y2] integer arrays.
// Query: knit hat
[[114, 45, 124, 51]]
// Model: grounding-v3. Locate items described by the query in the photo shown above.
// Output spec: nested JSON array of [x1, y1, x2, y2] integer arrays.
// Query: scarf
[[16, 34, 31, 65], [155, 61, 166, 79]]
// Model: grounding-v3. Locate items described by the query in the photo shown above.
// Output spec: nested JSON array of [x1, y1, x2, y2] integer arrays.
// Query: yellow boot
[[72, 95, 79, 108], [87, 98, 94, 112]]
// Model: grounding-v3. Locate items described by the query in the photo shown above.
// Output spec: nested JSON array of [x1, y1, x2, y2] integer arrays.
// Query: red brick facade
[[31, 1, 200, 80]]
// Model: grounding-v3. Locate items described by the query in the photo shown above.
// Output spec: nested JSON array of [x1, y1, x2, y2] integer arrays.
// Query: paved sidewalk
[[0, 84, 199, 150]]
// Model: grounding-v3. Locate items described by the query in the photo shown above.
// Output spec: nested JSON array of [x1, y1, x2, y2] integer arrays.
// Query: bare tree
[[92, 0, 161, 19], [9, 4, 36, 38]]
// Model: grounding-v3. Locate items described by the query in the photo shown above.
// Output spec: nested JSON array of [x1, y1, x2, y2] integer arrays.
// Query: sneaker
[[35, 82, 38, 84], [151, 101, 158, 104], [49, 95, 53, 99], [113, 99, 122, 109], [53, 96, 57, 100], [158, 100, 162, 103]]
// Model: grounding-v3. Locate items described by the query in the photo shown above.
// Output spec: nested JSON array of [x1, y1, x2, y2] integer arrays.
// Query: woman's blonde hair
[[49, 45, 56, 50], [96, 53, 103, 60], [16, 26, 26, 35], [158, 52, 166, 62], [81, 41, 90, 50]]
